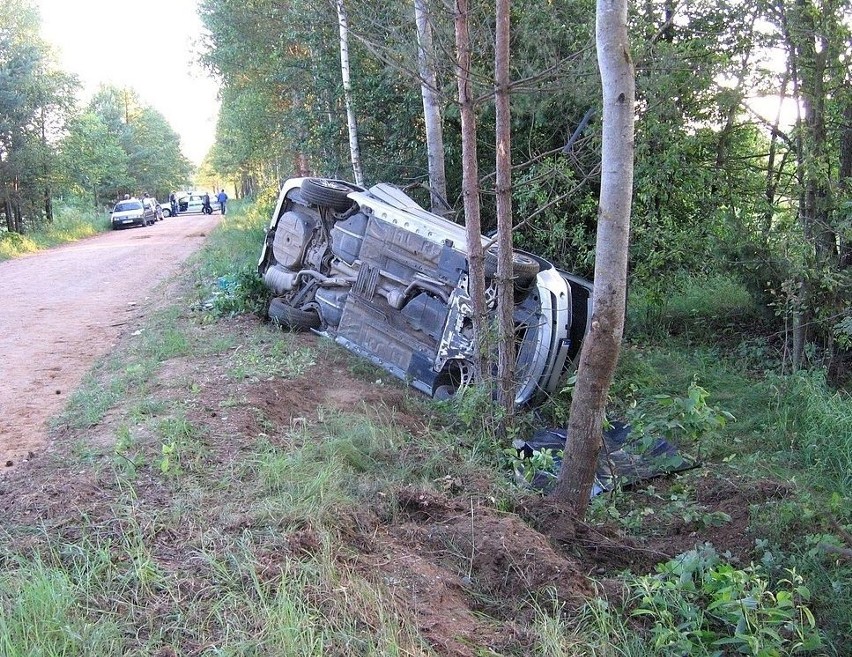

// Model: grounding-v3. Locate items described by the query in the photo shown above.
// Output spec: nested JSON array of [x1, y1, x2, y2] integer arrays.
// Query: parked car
[[257, 177, 593, 405], [143, 197, 162, 221], [110, 198, 157, 229], [159, 201, 172, 217], [178, 192, 218, 214]]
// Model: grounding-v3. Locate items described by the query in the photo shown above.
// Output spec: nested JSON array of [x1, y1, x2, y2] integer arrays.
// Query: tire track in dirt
[[0, 214, 222, 471]]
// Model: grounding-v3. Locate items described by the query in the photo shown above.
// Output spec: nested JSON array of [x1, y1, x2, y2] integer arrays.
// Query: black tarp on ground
[[513, 421, 697, 496]]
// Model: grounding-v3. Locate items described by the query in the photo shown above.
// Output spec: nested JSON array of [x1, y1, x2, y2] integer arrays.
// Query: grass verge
[[2, 205, 849, 655], [0, 201, 109, 261]]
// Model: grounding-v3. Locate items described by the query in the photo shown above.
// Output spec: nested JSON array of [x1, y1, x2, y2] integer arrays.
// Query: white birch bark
[[415, 0, 450, 214], [336, 0, 364, 185]]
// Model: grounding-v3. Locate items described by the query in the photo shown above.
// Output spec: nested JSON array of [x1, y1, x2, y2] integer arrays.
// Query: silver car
[[257, 177, 593, 405], [110, 198, 156, 229]]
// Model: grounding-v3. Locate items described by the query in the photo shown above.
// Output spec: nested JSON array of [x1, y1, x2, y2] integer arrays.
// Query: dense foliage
[[60, 86, 192, 207], [0, 0, 191, 233], [198, 0, 851, 382]]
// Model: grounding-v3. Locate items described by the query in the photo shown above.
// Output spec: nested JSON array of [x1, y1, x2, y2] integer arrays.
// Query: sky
[[36, 0, 219, 165]]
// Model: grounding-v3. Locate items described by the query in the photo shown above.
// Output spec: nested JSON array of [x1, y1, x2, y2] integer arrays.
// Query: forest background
[[195, 0, 852, 384], [3, 0, 850, 379]]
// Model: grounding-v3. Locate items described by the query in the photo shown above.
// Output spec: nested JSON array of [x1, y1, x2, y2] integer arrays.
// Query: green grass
[[626, 272, 767, 345], [192, 198, 270, 318], [57, 308, 192, 431], [3, 200, 448, 655], [227, 331, 317, 380], [531, 594, 653, 656], [769, 371, 852, 497], [603, 274, 851, 654], [0, 201, 109, 261], [5, 204, 850, 655], [0, 551, 124, 655]]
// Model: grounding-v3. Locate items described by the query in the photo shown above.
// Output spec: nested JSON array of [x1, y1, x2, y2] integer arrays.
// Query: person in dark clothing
[[216, 189, 228, 215], [169, 192, 178, 216], [202, 192, 212, 214]]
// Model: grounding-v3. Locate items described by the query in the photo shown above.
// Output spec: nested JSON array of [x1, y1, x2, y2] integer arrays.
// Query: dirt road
[[0, 213, 222, 469]]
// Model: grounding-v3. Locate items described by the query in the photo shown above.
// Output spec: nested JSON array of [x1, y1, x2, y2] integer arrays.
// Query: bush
[[628, 544, 822, 655], [0, 200, 108, 261]]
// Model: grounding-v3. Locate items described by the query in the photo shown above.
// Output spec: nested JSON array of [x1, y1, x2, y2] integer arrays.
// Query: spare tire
[[268, 298, 321, 331], [301, 178, 355, 213], [484, 246, 540, 287]]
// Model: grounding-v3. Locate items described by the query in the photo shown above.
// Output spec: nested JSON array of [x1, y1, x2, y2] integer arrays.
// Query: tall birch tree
[[551, 0, 635, 515], [337, 0, 365, 185], [414, 0, 450, 214]]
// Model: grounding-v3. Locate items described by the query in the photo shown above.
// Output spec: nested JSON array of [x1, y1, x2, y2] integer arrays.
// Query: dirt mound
[[350, 487, 591, 656]]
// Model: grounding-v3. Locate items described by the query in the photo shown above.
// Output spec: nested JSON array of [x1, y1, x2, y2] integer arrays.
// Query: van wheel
[[484, 247, 539, 287], [268, 298, 321, 330], [301, 178, 354, 212], [434, 385, 456, 401], [433, 359, 475, 400]]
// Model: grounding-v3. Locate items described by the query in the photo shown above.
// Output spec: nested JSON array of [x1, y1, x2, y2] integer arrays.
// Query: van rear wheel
[[268, 298, 321, 330]]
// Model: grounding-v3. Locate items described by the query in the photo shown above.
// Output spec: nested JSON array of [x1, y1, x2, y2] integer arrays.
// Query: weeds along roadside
[[0, 199, 496, 655], [613, 275, 851, 652], [0, 200, 110, 261], [0, 200, 848, 654]]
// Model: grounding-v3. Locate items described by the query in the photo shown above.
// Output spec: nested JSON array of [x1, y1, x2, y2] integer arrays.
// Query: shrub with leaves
[[205, 266, 269, 317], [503, 446, 561, 485], [625, 378, 735, 460], [628, 544, 822, 655]]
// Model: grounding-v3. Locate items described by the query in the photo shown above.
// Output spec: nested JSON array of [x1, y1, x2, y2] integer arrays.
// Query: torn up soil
[[0, 304, 794, 655]]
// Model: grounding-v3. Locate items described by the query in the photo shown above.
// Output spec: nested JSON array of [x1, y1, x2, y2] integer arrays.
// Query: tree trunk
[[494, 0, 515, 424], [782, 0, 837, 370], [801, 48, 833, 261], [12, 199, 23, 233], [43, 187, 52, 222], [41, 112, 53, 223], [414, 0, 451, 215], [839, 99, 852, 268], [294, 149, 311, 178], [762, 73, 790, 240], [3, 196, 13, 233], [551, 0, 635, 517], [454, 0, 487, 380], [336, 0, 365, 186]]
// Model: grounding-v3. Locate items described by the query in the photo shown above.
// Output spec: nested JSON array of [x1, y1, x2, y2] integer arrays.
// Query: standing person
[[202, 191, 212, 214], [169, 191, 178, 216], [216, 189, 228, 215]]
